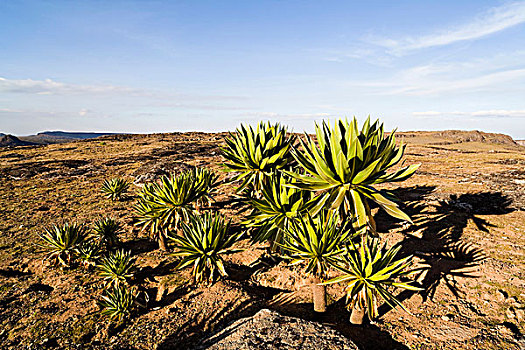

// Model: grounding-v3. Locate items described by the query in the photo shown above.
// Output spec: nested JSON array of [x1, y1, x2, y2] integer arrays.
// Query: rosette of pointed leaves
[[134, 168, 219, 250], [221, 121, 296, 194], [243, 174, 315, 249], [193, 167, 220, 208], [323, 238, 421, 320], [101, 178, 130, 201], [92, 217, 122, 248], [39, 223, 86, 267], [97, 250, 136, 287], [278, 211, 357, 312], [169, 212, 244, 284], [77, 241, 102, 269], [279, 211, 357, 278], [287, 117, 420, 233], [98, 284, 136, 323]]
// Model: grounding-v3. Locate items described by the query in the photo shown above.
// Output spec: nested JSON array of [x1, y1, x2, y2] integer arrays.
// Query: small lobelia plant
[[324, 238, 422, 324], [243, 173, 315, 252], [169, 212, 244, 284], [101, 178, 130, 201], [287, 117, 420, 234], [221, 121, 296, 196], [134, 168, 219, 251], [97, 249, 136, 287], [77, 240, 103, 269], [39, 223, 86, 267], [92, 217, 122, 248], [279, 211, 357, 312], [98, 284, 137, 323], [193, 167, 220, 209]]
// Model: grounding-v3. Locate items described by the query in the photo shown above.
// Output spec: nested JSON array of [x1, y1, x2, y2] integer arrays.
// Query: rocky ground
[[0, 130, 524, 349], [197, 309, 358, 349]]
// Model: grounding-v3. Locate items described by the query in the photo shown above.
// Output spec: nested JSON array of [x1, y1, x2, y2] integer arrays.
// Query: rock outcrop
[[197, 309, 358, 350], [0, 134, 36, 147], [398, 130, 520, 146]]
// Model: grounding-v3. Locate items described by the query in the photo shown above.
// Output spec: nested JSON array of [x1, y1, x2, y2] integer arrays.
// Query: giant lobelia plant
[[101, 178, 130, 201], [243, 173, 315, 252], [134, 168, 219, 251], [221, 121, 296, 196], [286, 117, 420, 234], [97, 249, 137, 287], [169, 212, 244, 284], [323, 238, 422, 324], [98, 284, 137, 323], [39, 223, 86, 267], [279, 211, 357, 312]]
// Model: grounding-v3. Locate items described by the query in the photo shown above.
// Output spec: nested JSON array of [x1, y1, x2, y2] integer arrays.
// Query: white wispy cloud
[[237, 112, 332, 121], [0, 77, 247, 102], [411, 111, 442, 117], [0, 107, 109, 118], [386, 68, 525, 95], [469, 109, 525, 117], [413, 109, 525, 118], [0, 77, 143, 95], [372, 2, 525, 54], [349, 50, 525, 96], [0, 108, 24, 113], [157, 102, 250, 111]]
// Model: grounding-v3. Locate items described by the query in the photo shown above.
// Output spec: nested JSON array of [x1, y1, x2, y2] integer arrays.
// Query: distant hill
[[19, 131, 120, 145], [38, 131, 118, 139], [397, 130, 521, 147], [0, 134, 37, 147]]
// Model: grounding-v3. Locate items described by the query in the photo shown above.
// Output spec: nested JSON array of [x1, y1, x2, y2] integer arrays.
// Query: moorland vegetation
[[38, 117, 424, 333]]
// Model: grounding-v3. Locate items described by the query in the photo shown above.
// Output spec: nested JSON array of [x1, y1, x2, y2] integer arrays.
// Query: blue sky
[[1, 1, 525, 138]]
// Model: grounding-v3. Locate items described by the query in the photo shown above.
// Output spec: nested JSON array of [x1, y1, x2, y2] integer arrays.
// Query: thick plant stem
[[365, 201, 377, 235], [350, 305, 365, 324], [268, 238, 275, 253], [312, 276, 326, 313], [158, 233, 168, 251]]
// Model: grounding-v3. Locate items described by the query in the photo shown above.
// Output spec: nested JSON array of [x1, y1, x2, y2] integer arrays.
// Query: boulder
[[197, 309, 358, 350]]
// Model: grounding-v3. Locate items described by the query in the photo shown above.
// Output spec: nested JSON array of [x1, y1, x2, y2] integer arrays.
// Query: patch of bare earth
[[0, 131, 524, 349]]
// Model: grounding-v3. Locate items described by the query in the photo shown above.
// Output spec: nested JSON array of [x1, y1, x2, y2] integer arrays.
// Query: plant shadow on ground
[[158, 298, 262, 350], [375, 187, 513, 315], [212, 194, 253, 214], [0, 268, 31, 278], [133, 258, 193, 304], [157, 279, 287, 350], [265, 294, 410, 350], [124, 187, 514, 350], [227, 253, 284, 282], [155, 252, 409, 349], [155, 256, 290, 349], [121, 237, 158, 255]]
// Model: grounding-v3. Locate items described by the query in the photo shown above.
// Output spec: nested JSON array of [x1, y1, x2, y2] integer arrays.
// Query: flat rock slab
[[197, 309, 358, 350]]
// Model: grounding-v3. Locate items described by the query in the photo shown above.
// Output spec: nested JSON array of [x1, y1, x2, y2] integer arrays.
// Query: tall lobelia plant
[[283, 116, 422, 323], [221, 121, 296, 197], [324, 239, 422, 324], [286, 117, 420, 235], [279, 211, 357, 312]]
